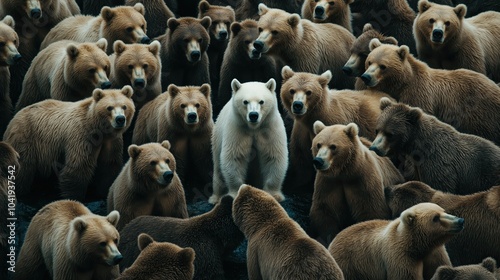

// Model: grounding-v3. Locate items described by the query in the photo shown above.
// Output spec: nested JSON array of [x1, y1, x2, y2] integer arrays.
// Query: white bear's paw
[[267, 190, 285, 202], [208, 194, 221, 205]]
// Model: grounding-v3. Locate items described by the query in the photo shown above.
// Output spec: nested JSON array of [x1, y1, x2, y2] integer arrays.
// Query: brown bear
[[119, 196, 244, 280], [125, 0, 175, 38], [40, 4, 149, 54], [280, 66, 393, 194], [233, 184, 345, 279], [386, 181, 500, 266], [156, 16, 211, 90], [117, 233, 195, 280], [15, 39, 111, 111], [0, 15, 21, 136], [107, 141, 188, 231], [198, 1, 235, 98], [414, 1, 500, 83], [431, 257, 499, 280], [16, 200, 122, 280], [132, 84, 213, 187], [371, 98, 500, 195], [329, 202, 463, 280], [409, 0, 500, 17], [235, 0, 303, 21], [216, 19, 279, 117], [109, 40, 161, 109], [253, 4, 355, 90], [343, 23, 398, 90], [310, 121, 404, 244], [301, 0, 353, 32], [4, 86, 135, 200], [363, 39, 500, 145]]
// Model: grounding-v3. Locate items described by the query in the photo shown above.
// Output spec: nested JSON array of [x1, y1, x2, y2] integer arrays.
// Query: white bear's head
[[231, 78, 277, 128]]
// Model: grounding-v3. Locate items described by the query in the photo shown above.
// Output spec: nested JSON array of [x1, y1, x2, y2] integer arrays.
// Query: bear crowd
[[1, 0, 500, 279]]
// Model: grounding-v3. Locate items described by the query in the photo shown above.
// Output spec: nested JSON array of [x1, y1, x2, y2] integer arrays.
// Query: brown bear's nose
[[292, 101, 304, 113], [253, 41, 264, 52], [190, 51, 201, 61], [432, 29, 443, 41], [187, 112, 197, 123], [141, 36, 151, 44], [312, 157, 324, 169], [361, 74, 371, 85], [113, 255, 123, 265], [163, 171, 173, 184], [134, 79, 145, 89], [13, 54, 22, 62], [219, 30, 228, 40], [342, 66, 353, 76], [101, 81, 112, 89], [314, 6, 325, 17], [31, 8, 41, 19], [115, 115, 126, 127]]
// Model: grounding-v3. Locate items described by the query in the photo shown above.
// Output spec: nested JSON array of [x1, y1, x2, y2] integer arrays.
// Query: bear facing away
[[310, 121, 404, 244], [117, 233, 195, 280], [4, 86, 135, 200], [233, 184, 344, 279], [362, 39, 500, 145], [209, 78, 288, 204], [431, 257, 499, 280], [386, 181, 500, 266], [16, 200, 122, 280], [414, 0, 500, 83], [125, 0, 175, 38], [329, 203, 463, 280], [370, 98, 500, 195], [107, 141, 188, 231], [301, 0, 353, 32]]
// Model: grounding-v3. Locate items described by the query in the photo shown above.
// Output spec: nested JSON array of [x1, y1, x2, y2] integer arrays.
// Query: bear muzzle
[[444, 214, 465, 233], [312, 157, 326, 170], [361, 74, 373, 86], [133, 78, 146, 89], [314, 6, 326, 20], [162, 171, 174, 185], [190, 50, 201, 62], [187, 112, 198, 124], [292, 101, 305, 115], [250, 48, 261, 60], [248, 111, 259, 123], [431, 29, 444, 43], [100, 81, 112, 89], [253, 40, 265, 52], [218, 30, 228, 40]]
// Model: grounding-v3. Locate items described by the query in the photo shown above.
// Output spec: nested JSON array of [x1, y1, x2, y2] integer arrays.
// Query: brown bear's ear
[[101, 6, 115, 22], [199, 0, 210, 14], [345, 0, 354, 4], [288, 14, 301, 27], [397, 45, 409, 60], [113, 40, 127, 55], [319, 70, 332, 88], [121, 85, 134, 98], [402, 209, 416, 226], [381, 36, 398, 46], [453, 4, 467, 19], [265, 78, 276, 93], [362, 23, 373, 33], [168, 84, 181, 97], [313, 120, 326, 135], [107, 210, 120, 227], [281, 66, 295, 81], [133, 3, 145, 15], [93, 88, 104, 102], [1, 15, 15, 28], [433, 266, 456, 279], [161, 140, 171, 150], [66, 44, 79, 59], [199, 16, 212, 30], [380, 97, 394, 111], [407, 107, 422, 125], [231, 79, 242, 95], [148, 40, 161, 56], [230, 22, 242, 37], [200, 83, 211, 98], [128, 144, 142, 158], [258, 3, 269, 16], [95, 38, 108, 52], [72, 217, 87, 233], [167, 18, 180, 32], [137, 233, 155, 251], [417, 0, 432, 13], [178, 248, 196, 264], [482, 257, 497, 273], [369, 38, 382, 51], [344, 123, 359, 139]]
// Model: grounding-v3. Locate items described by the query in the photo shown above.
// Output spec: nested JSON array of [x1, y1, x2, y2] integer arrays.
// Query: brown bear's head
[[68, 210, 123, 267], [100, 4, 149, 52], [167, 84, 212, 131], [0, 142, 19, 176], [65, 39, 112, 93], [198, 1, 235, 42], [0, 16, 21, 66], [370, 97, 421, 157], [281, 66, 331, 117], [415, 0, 466, 46], [127, 141, 179, 192], [431, 257, 498, 280], [385, 181, 436, 219], [229, 19, 263, 60], [343, 23, 398, 78], [306, 0, 353, 23], [253, 4, 301, 54], [167, 17, 211, 63], [311, 121, 360, 175], [91, 85, 135, 134]]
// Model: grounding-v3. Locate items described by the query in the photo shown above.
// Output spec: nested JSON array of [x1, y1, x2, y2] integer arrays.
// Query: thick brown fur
[[125, 0, 175, 38], [363, 40, 500, 145], [233, 184, 344, 280], [431, 257, 499, 280], [329, 203, 463, 280], [386, 181, 500, 266], [16, 200, 122, 280], [414, 0, 500, 82], [301, 0, 353, 32], [235, 0, 303, 21], [4, 86, 135, 200]]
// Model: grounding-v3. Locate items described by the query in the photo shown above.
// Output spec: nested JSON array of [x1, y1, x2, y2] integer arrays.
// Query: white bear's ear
[[93, 88, 104, 102], [167, 18, 180, 32], [128, 144, 141, 158], [258, 3, 269, 16], [231, 79, 242, 94], [381, 36, 398, 46], [265, 78, 276, 93], [66, 44, 79, 59], [96, 38, 108, 52], [113, 40, 127, 55], [433, 266, 456, 279], [319, 70, 332, 87], [133, 3, 145, 15], [200, 16, 212, 30], [380, 97, 394, 111], [418, 0, 432, 13], [168, 84, 181, 97], [362, 23, 373, 33], [369, 38, 382, 51], [101, 6, 115, 21], [453, 4, 467, 19], [72, 217, 87, 233], [137, 233, 154, 251], [397, 45, 410, 60], [482, 257, 497, 273], [148, 40, 161, 56], [281, 66, 294, 80], [107, 210, 120, 227], [230, 22, 242, 37], [199, 0, 210, 14], [344, 123, 359, 139], [161, 140, 171, 150], [1, 15, 15, 28], [288, 14, 301, 27], [200, 83, 211, 98], [121, 85, 134, 98], [313, 120, 326, 135], [178, 248, 195, 264]]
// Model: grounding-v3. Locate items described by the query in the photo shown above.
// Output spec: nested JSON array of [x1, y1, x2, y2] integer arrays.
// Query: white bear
[[209, 78, 288, 204]]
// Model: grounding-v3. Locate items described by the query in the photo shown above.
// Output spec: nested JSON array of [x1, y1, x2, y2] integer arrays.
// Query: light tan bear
[[233, 184, 345, 280], [40, 4, 149, 53], [431, 257, 499, 280], [310, 121, 404, 245], [329, 203, 463, 280], [117, 233, 195, 280], [107, 141, 188, 231], [16, 200, 122, 280], [301, 0, 353, 32], [15, 39, 111, 111], [4, 86, 135, 200], [414, 0, 500, 83]]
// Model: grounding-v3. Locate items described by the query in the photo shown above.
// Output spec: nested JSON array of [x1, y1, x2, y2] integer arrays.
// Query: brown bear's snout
[[312, 157, 325, 170], [134, 78, 145, 89], [112, 254, 123, 265], [30, 8, 42, 19], [314, 6, 325, 19], [432, 29, 444, 43], [361, 74, 372, 85], [101, 81, 112, 89], [162, 171, 174, 185], [140, 36, 151, 44], [115, 115, 126, 127], [253, 40, 264, 52]]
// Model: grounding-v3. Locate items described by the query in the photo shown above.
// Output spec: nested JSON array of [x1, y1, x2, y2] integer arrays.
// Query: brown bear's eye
[[375, 129, 379, 135], [198, 38, 203, 43], [433, 215, 440, 223], [330, 145, 336, 150], [107, 106, 113, 111], [429, 18, 435, 24], [184, 38, 190, 43], [0, 42, 4, 48], [181, 104, 186, 108], [243, 100, 249, 105], [306, 90, 312, 96], [99, 242, 106, 247], [150, 160, 157, 166], [143, 64, 148, 69], [445, 21, 450, 26], [258, 27, 263, 33], [122, 105, 127, 110], [368, 61, 372, 66], [329, 1, 334, 5], [316, 143, 321, 149], [289, 89, 295, 95], [380, 65, 387, 70], [114, 239, 118, 244], [244, 40, 250, 45], [103, 65, 108, 71], [13, 40, 17, 45], [166, 159, 170, 164], [128, 65, 133, 69], [195, 103, 200, 108], [141, 25, 145, 30], [89, 68, 96, 74], [385, 132, 393, 139], [126, 27, 133, 32], [259, 100, 264, 105], [271, 30, 278, 35]]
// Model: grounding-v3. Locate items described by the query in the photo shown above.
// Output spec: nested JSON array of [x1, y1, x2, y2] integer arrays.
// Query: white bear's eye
[[259, 100, 264, 105], [99, 242, 106, 247], [89, 68, 96, 74], [141, 25, 145, 30], [243, 100, 249, 105], [107, 106, 113, 111]]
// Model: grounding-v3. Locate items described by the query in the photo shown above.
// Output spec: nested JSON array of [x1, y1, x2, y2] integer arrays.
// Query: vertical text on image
[[6, 165, 16, 273]]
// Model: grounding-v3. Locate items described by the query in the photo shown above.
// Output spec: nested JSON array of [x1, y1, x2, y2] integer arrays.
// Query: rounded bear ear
[[258, 3, 269, 16], [96, 38, 108, 52], [453, 4, 467, 19], [369, 38, 382, 51], [231, 79, 242, 95], [397, 45, 410, 60], [433, 266, 456, 279], [167, 18, 180, 32], [362, 23, 373, 33], [121, 85, 134, 98], [288, 14, 301, 27], [381, 36, 398, 46], [199, 16, 212, 30], [265, 78, 276, 93], [2, 15, 15, 28], [199, 0, 210, 14], [313, 120, 326, 135], [344, 123, 359, 139], [319, 70, 332, 87], [482, 257, 497, 273], [161, 140, 171, 150], [230, 22, 242, 37], [66, 44, 79, 59], [281, 65, 295, 81], [148, 40, 161, 56], [380, 97, 394, 111], [133, 3, 145, 15], [128, 144, 142, 158], [107, 210, 120, 227], [200, 83, 211, 98], [72, 217, 87, 233], [167, 84, 181, 97], [345, 0, 354, 4], [137, 233, 155, 251], [401, 209, 416, 226], [92, 88, 104, 102], [101, 6, 115, 21], [178, 248, 195, 264], [418, 0, 432, 13], [407, 107, 422, 124], [113, 40, 127, 55]]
